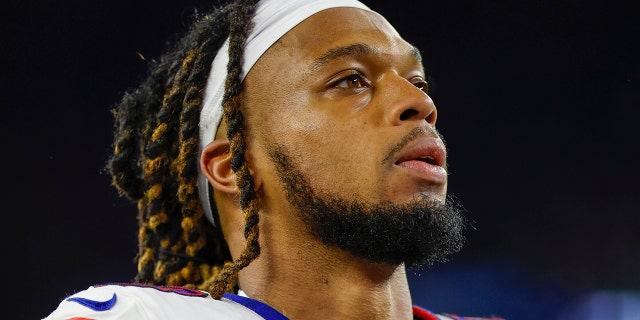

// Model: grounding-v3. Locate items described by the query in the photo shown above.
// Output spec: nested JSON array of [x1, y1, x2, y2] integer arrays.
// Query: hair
[[106, 0, 261, 299]]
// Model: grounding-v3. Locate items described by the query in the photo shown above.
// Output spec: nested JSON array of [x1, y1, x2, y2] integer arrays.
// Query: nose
[[380, 72, 437, 127]]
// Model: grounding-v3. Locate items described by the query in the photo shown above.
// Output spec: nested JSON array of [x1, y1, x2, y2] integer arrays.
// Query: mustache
[[381, 126, 445, 164]]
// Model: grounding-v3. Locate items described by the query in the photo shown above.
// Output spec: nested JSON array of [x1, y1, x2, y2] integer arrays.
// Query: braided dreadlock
[[107, 0, 260, 299]]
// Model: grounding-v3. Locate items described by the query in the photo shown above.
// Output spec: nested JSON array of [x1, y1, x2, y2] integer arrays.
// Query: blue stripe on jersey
[[67, 293, 117, 311], [223, 293, 289, 320]]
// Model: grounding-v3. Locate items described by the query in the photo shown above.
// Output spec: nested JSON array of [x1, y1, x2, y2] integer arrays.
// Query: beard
[[267, 144, 466, 269]]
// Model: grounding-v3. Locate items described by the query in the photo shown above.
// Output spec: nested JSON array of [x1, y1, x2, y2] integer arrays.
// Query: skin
[[202, 7, 445, 320]]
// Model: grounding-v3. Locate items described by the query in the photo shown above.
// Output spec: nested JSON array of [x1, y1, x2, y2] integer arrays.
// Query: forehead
[[269, 7, 417, 66]]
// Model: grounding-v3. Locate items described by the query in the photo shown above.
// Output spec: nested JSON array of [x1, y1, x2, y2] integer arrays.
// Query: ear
[[200, 139, 237, 194]]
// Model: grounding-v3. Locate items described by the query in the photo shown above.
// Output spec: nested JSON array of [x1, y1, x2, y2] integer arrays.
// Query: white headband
[[198, 0, 372, 225]]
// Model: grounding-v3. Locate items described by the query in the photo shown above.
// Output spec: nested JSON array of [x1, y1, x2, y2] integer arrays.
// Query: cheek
[[245, 86, 382, 196], [292, 122, 384, 193]]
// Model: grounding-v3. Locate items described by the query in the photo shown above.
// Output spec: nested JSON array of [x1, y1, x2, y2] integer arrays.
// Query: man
[[45, 0, 502, 319]]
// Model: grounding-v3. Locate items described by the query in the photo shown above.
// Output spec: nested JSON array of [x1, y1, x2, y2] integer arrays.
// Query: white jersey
[[44, 283, 496, 320], [43, 283, 287, 320]]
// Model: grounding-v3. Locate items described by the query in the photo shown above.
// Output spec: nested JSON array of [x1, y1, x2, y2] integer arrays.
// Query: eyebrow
[[310, 43, 423, 71]]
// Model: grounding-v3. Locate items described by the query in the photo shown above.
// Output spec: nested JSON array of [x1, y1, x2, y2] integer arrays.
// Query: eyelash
[[412, 78, 430, 94], [333, 71, 370, 89]]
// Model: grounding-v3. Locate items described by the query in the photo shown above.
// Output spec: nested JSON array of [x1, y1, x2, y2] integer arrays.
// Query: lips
[[394, 137, 447, 184]]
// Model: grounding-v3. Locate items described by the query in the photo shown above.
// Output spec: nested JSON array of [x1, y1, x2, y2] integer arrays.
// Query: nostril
[[399, 109, 418, 121], [425, 111, 436, 124]]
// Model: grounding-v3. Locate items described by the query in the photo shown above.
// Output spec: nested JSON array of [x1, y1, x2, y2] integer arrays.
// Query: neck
[[236, 213, 414, 320]]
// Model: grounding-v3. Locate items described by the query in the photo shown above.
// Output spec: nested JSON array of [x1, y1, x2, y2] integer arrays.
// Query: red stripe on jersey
[[412, 305, 440, 320]]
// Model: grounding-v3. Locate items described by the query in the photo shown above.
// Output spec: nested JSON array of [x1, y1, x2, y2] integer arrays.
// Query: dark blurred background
[[2, 0, 638, 319]]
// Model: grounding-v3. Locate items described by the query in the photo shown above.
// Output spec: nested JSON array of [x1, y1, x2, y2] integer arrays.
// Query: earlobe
[[201, 139, 238, 194]]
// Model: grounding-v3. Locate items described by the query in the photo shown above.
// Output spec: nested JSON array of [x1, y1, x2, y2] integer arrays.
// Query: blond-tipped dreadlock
[[107, 0, 261, 299]]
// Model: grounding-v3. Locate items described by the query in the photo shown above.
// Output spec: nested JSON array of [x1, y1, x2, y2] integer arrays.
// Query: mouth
[[393, 137, 447, 184], [394, 139, 445, 167]]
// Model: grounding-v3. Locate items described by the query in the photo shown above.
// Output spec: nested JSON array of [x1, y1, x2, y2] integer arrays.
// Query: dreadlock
[[107, 0, 261, 299]]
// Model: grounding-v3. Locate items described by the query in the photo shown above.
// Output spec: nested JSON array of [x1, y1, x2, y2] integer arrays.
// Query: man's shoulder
[[43, 283, 266, 320], [437, 315, 506, 320], [413, 305, 506, 320]]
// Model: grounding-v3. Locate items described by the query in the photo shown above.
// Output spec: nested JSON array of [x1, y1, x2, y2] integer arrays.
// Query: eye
[[411, 77, 430, 94], [334, 71, 369, 89]]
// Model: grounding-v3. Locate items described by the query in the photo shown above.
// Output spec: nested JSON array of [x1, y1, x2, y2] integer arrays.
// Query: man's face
[[240, 7, 463, 265], [245, 7, 446, 205]]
